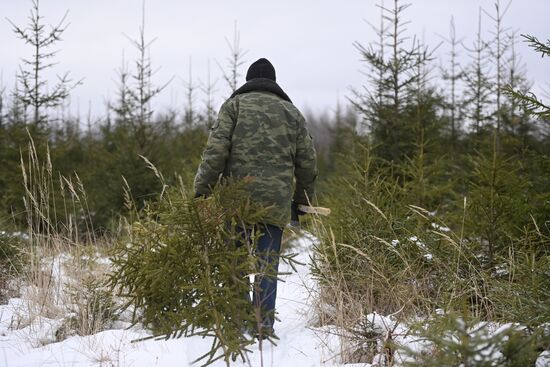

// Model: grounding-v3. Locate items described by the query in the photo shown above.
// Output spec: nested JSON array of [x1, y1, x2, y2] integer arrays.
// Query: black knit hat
[[246, 58, 276, 82]]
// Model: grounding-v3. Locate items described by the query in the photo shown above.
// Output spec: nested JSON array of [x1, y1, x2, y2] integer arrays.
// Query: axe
[[290, 203, 331, 227], [296, 204, 331, 216]]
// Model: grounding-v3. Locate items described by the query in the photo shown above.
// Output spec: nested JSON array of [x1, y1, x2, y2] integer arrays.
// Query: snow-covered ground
[[1, 232, 549, 367], [0, 233, 350, 367]]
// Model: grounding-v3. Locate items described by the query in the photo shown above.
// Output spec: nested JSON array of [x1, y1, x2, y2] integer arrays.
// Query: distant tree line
[[0, 0, 548, 242]]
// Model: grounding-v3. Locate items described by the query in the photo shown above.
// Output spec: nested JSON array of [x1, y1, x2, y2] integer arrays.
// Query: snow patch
[[408, 236, 433, 261], [431, 222, 451, 232]]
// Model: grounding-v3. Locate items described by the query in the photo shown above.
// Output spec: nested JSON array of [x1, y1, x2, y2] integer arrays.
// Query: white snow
[[0, 233, 353, 367], [1, 232, 549, 367], [407, 236, 433, 261], [538, 351, 550, 367], [0, 232, 29, 241], [430, 222, 450, 233]]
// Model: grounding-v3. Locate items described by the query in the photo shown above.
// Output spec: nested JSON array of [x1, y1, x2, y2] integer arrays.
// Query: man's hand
[[290, 201, 306, 227]]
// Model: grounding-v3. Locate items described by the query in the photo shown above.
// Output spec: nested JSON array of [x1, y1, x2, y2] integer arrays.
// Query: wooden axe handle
[[297, 204, 331, 216]]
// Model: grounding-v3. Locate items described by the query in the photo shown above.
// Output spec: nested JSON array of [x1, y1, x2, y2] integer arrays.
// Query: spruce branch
[[503, 86, 550, 120], [521, 34, 550, 58]]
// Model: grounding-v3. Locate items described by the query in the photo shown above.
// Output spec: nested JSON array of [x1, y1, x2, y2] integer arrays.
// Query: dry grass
[[10, 134, 118, 342], [307, 198, 508, 365]]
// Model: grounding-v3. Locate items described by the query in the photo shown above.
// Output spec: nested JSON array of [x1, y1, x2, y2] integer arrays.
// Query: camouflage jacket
[[194, 79, 317, 226]]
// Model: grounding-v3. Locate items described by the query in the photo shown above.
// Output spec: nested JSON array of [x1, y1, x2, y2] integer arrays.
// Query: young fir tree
[[351, 0, 388, 120], [484, 0, 513, 149], [402, 312, 542, 367], [353, 0, 429, 166], [217, 21, 247, 95], [109, 53, 134, 127], [494, 37, 550, 335], [326, 99, 359, 175], [488, 223, 550, 326], [438, 17, 465, 151], [200, 60, 218, 130], [465, 0, 540, 269], [109, 183, 300, 366], [509, 35, 550, 219], [6, 80, 27, 126], [85, 5, 172, 229], [463, 10, 493, 146], [3, 0, 79, 225], [8, 0, 79, 127], [123, 4, 171, 152], [503, 33, 550, 230], [0, 81, 29, 217], [401, 39, 448, 210], [183, 58, 198, 127], [466, 144, 530, 268]]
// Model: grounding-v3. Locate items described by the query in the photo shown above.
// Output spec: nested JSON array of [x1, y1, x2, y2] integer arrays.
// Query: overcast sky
[[1, 0, 549, 119]]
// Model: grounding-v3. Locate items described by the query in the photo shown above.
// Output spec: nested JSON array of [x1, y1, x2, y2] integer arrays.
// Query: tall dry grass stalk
[[13, 133, 116, 341]]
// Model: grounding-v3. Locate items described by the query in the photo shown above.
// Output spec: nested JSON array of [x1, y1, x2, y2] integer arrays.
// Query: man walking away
[[194, 57, 317, 338]]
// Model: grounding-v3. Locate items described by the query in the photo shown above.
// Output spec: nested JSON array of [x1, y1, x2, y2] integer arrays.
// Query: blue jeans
[[237, 223, 283, 330]]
